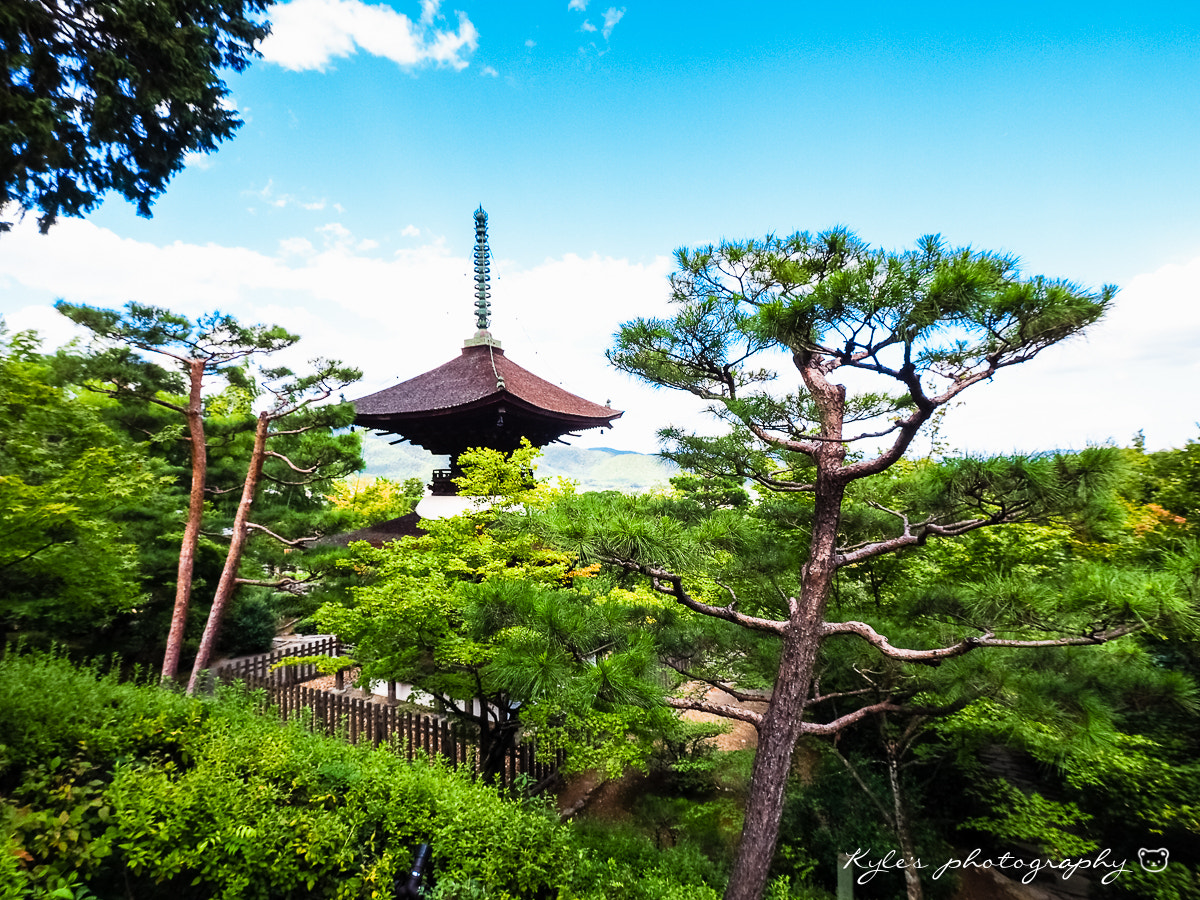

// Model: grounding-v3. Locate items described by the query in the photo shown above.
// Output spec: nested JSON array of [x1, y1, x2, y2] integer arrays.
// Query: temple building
[[351, 208, 621, 510]]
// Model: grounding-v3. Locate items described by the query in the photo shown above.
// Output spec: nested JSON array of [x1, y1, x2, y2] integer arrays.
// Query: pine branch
[[600, 555, 787, 635], [799, 700, 904, 736], [260, 472, 328, 487], [267, 424, 323, 437], [263, 450, 318, 474], [822, 620, 1145, 662], [234, 573, 318, 593], [747, 423, 819, 458], [663, 658, 773, 703], [804, 686, 879, 707], [245, 522, 321, 547], [836, 509, 1011, 566], [81, 382, 187, 415], [665, 696, 764, 730]]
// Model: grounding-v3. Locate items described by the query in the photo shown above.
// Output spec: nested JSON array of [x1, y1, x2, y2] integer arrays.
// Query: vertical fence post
[[837, 853, 854, 900]]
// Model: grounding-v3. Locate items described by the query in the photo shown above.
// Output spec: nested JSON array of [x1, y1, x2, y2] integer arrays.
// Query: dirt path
[[676, 685, 765, 752]]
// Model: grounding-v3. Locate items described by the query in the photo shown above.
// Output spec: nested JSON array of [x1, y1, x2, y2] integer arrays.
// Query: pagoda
[[352, 208, 622, 496]]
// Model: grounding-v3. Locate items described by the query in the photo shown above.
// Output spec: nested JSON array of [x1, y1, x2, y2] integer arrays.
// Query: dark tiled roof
[[320, 512, 427, 548], [353, 344, 619, 423]]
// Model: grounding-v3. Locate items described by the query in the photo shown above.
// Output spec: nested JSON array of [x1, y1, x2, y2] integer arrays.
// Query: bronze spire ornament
[[473, 206, 491, 331]]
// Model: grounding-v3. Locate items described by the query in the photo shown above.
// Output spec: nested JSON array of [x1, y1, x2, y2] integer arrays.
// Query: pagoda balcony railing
[[430, 469, 456, 496]]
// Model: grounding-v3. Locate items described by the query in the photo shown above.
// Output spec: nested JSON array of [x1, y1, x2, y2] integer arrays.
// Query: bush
[[216, 591, 278, 657], [0, 651, 726, 899]]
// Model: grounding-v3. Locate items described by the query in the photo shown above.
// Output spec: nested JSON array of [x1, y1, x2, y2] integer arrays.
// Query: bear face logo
[[1138, 849, 1169, 873]]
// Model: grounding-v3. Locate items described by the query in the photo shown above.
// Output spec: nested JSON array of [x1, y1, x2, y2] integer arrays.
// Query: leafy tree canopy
[[2, 0, 271, 232], [315, 444, 697, 779], [325, 475, 425, 531], [0, 327, 165, 641]]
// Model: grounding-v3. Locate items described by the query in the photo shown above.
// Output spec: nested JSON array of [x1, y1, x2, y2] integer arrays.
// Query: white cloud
[[4, 219, 1195, 456], [601, 7, 624, 39], [0, 219, 684, 450], [481, 65, 498, 77], [182, 151, 216, 171], [927, 256, 1200, 455], [249, 180, 327, 212], [401, 225, 420, 237], [261, 0, 479, 72], [279, 237, 315, 256], [571, 3, 622, 49], [317, 221, 356, 251], [0, 303, 88, 350], [525, 39, 536, 48]]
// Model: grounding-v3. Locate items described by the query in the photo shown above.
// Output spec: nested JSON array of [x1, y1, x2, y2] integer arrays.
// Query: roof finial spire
[[473, 206, 491, 331]]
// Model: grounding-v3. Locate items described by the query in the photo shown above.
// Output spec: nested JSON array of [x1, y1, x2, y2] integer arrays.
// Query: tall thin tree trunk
[[886, 739, 924, 900], [724, 623, 822, 900], [162, 359, 206, 683], [186, 412, 269, 694]]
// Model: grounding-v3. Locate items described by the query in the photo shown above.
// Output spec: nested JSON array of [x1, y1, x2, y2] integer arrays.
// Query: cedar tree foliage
[[1, 0, 271, 232], [560, 229, 1146, 900]]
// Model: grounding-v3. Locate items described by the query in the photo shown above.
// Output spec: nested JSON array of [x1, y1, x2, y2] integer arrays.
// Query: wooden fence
[[212, 635, 344, 686], [213, 641, 561, 791]]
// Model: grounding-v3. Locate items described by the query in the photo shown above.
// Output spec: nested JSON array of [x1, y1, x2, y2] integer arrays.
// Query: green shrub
[[0, 651, 726, 899], [217, 591, 279, 658]]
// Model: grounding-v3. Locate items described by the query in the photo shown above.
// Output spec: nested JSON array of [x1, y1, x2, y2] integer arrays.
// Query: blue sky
[[2, 0, 1199, 455]]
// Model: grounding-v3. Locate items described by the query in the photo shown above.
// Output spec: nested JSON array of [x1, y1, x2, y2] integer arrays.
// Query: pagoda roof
[[352, 341, 622, 454]]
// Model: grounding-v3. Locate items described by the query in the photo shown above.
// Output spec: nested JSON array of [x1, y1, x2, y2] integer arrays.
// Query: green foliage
[[50, 302, 364, 669], [455, 439, 547, 502], [961, 780, 1098, 858], [0, 328, 166, 643], [2, 0, 271, 232], [776, 746, 913, 899], [669, 472, 751, 512], [326, 476, 424, 530], [217, 591, 277, 657], [316, 445, 698, 777], [1146, 431, 1200, 539], [0, 651, 725, 899]]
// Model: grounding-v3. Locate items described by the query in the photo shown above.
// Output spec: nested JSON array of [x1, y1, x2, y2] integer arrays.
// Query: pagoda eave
[[357, 390, 620, 457]]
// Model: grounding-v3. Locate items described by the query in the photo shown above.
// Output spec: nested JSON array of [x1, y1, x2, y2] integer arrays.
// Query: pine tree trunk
[[161, 359, 206, 683], [723, 469, 846, 900], [478, 702, 520, 783], [723, 622, 822, 900], [724, 369, 846, 900], [186, 412, 269, 694]]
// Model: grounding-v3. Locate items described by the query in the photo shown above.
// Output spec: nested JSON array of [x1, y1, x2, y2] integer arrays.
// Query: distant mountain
[[358, 432, 675, 493], [540, 445, 677, 492]]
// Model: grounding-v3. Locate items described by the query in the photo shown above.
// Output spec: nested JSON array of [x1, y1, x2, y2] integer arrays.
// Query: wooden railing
[[211, 640, 561, 791], [211, 635, 344, 686]]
